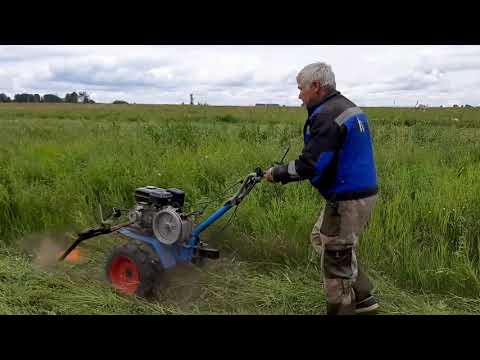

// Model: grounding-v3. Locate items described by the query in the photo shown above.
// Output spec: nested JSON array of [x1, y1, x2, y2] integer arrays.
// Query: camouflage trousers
[[310, 194, 378, 315]]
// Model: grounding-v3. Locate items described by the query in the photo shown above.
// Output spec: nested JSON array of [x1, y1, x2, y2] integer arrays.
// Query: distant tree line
[[453, 104, 474, 108], [0, 91, 95, 104]]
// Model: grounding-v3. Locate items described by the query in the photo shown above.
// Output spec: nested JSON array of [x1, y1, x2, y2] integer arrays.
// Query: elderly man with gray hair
[[264, 62, 379, 315]]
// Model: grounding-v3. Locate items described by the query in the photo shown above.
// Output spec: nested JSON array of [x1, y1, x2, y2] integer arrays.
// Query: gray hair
[[296, 62, 336, 90]]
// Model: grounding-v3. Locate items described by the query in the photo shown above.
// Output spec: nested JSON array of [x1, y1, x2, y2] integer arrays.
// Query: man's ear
[[311, 81, 322, 94]]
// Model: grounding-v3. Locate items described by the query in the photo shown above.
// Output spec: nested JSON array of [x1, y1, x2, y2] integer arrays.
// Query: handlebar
[[225, 167, 265, 206]]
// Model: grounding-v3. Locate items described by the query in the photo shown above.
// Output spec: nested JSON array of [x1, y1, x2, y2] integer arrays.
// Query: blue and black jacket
[[272, 91, 378, 201]]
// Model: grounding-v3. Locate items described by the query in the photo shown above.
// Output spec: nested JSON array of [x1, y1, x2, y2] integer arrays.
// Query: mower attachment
[[58, 221, 132, 262]]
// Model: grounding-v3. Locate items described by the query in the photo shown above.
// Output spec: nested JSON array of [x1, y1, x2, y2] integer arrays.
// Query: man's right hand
[[263, 167, 274, 182]]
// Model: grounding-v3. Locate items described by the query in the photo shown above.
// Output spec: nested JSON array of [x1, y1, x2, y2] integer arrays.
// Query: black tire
[[105, 242, 161, 298]]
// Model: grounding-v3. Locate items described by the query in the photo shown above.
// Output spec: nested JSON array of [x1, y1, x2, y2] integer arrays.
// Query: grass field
[[1, 103, 480, 314]]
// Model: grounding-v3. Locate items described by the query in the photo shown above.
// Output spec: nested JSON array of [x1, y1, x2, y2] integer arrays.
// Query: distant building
[[415, 100, 427, 110], [255, 103, 280, 107]]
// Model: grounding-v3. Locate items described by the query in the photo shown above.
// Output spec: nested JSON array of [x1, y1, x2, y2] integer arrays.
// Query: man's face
[[298, 81, 323, 108]]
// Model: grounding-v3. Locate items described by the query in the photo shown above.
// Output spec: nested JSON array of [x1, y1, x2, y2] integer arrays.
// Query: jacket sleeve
[[272, 111, 342, 184]]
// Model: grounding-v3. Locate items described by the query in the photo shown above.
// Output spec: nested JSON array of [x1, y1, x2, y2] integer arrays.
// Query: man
[[264, 62, 379, 315]]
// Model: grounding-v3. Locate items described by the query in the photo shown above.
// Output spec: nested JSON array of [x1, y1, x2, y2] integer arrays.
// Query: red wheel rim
[[109, 256, 140, 294]]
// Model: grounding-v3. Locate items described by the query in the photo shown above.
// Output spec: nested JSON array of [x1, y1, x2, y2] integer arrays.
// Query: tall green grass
[[1, 104, 480, 299]]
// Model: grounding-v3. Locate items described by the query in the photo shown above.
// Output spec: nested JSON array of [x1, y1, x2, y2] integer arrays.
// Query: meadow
[[1, 103, 480, 314]]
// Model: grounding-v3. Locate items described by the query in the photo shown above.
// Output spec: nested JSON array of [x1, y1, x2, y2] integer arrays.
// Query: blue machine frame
[[117, 202, 234, 269]]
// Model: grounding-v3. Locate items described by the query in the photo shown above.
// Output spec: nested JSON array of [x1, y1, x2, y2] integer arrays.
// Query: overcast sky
[[0, 45, 479, 107]]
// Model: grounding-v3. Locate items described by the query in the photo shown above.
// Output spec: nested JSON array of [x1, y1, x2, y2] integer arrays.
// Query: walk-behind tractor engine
[[128, 186, 192, 245], [58, 166, 269, 298]]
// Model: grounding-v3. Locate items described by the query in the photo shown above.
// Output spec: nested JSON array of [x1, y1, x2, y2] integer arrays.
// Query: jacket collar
[[307, 90, 340, 117]]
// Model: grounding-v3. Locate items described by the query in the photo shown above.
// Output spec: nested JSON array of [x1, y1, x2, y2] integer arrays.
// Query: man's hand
[[263, 167, 274, 182]]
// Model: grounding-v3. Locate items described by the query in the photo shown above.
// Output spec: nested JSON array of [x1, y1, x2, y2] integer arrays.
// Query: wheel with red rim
[[106, 243, 160, 298]]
